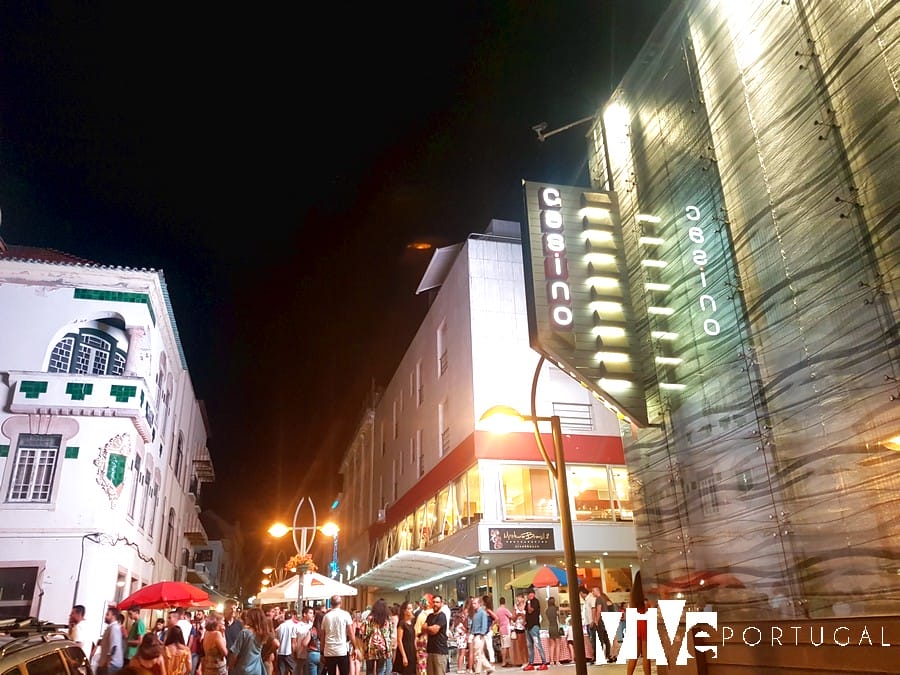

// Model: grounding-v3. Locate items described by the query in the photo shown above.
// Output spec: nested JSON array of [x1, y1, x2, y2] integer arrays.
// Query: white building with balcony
[[341, 220, 638, 611], [0, 237, 215, 632]]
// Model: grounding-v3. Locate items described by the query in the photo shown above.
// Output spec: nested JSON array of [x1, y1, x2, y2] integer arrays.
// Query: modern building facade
[[0, 238, 221, 632], [340, 220, 639, 614], [514, 0, 898, 641]]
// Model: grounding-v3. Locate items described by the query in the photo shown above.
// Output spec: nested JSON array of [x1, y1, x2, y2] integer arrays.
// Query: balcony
[[8, 370, 158, 442], [185, 562, 212, 585]]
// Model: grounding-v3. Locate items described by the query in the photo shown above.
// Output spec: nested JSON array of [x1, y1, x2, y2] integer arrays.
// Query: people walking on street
[[469, 596, 494, 675], [494, 598, 512, 668], [423, 596, 448, 675], [321, 595, 354, 675], [522, 589, 547, 671], [275, 609, 298, 675], [201, 614, 228, 675], [544, 598, 561, 666], [98, 607, 125, 675], [395, 602, 417, 675], [125, 607, 145, 661]]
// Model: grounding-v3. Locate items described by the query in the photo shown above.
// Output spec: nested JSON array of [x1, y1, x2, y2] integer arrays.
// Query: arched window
[[48, 322, 126, 375], [164, 507, 176, 559], [147, 473, 161, 541], [175, 433, 184, 483]]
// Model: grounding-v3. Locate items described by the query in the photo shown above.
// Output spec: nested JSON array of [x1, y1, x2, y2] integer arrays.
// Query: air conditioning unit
[[376, 509, 386, 523]]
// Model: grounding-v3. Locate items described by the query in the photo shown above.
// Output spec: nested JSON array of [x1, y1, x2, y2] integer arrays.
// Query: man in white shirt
[[68, 604, 94, 655], [580, 587, 596, 664], [294, 606, 315, 675], [167, 609, 193, 646], [276, 609, 299, 675], [321, 595, 354, 675]]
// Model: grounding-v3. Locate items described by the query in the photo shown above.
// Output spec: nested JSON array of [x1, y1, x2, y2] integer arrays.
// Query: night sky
[[1, 2, 670, 559]]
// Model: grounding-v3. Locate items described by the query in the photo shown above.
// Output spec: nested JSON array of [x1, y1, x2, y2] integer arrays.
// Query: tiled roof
[[0, 240, 97, 265], [0, 236, 190, 370]]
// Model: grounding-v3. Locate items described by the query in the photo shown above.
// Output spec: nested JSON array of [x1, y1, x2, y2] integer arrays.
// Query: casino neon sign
[[539, 187, 574, 330]]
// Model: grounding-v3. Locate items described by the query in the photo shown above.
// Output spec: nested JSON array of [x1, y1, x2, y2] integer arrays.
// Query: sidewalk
[[472, 662, 633, 675]]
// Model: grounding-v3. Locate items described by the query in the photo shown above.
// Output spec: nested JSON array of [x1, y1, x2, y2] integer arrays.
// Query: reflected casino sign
[[489, 527, 555, 551]]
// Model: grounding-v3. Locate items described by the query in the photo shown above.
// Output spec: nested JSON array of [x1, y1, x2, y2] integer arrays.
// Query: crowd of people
[[65, 599, 275, 675], [64, 586, 647, 675]]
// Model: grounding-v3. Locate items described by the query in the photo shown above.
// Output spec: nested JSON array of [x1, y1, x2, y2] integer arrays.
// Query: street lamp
[[320, 522, 340, 579], [480, 355, 587, 675], [268, 496, 319, 556]]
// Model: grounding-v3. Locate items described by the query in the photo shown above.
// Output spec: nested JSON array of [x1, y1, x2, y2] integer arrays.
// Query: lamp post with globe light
[[480, 355, 587, 675]]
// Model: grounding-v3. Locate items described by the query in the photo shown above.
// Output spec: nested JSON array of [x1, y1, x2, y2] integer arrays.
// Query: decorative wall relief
[[94, 433, 132, 506]]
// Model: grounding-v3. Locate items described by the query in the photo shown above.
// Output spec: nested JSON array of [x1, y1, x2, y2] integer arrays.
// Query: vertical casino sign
[[521, 181, 652, 426], [538, 187, 574, 331]]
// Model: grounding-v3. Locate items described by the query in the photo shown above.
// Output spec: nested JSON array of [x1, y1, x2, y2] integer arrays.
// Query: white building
[[341, 220, 638, 610], [0, 237, 215, 633]]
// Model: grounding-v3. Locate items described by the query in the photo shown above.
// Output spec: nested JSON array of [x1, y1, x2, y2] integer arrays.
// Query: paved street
[[463, 662, 639, 675]]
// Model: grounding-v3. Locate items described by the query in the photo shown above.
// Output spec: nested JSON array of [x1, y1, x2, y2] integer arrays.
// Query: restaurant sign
[[489, 527, 555, 551]]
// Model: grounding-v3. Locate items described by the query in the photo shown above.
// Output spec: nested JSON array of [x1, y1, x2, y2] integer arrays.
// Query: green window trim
[[19, 381, 49, 399], [74, 288, 156, 325], [110, 385, 138, 403], [66, 382, 94, 401]]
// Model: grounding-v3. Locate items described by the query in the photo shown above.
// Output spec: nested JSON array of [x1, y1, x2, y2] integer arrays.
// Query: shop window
[[500, 465, 556, 520], [566, 465, 633, 522]]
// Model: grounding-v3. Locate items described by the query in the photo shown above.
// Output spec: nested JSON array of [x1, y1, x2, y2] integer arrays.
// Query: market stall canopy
[[256, 571, 358, 604], [115, 581, 212, 610], [506, 565, 568, 589], [350, 550, 476, 592]]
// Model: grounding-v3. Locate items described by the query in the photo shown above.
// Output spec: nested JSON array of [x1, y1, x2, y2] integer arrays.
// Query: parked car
[[0, 618, 92, 675]]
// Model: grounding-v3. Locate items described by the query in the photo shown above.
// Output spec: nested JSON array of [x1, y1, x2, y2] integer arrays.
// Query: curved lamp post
[[269, 497, 318, 612], [269, 499, 343, 611], [480, 355, 587, 675]]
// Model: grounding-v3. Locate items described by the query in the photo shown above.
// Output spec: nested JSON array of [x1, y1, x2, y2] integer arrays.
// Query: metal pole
[[551, 415, 587, 675]]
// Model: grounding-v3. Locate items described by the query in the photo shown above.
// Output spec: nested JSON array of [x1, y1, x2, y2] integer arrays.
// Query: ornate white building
[[0, 237, 215, 635]]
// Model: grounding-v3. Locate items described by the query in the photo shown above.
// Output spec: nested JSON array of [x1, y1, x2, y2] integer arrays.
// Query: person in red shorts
[[625, 599, 650, 675]]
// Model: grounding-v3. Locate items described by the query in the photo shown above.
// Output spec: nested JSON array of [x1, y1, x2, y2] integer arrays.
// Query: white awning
[[351, 550, 476, 591]]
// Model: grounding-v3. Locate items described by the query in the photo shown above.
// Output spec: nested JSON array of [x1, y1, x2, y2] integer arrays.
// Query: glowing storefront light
[[590, 301, 624, 312], [583, 230, 614, 242], [596, 352, 630, 363], [580, 207, 610, 219], [586, 253, 618, 265], [599, 378, 633, 391], [593, 326, 627, 338]]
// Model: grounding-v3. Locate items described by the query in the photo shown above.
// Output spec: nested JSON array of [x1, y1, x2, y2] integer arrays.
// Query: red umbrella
[[115, 581, 211, 610]]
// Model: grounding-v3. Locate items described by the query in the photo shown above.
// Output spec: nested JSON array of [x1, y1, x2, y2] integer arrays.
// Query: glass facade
[[372, 463, 631, 567], [579, 1, 900, 620]]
